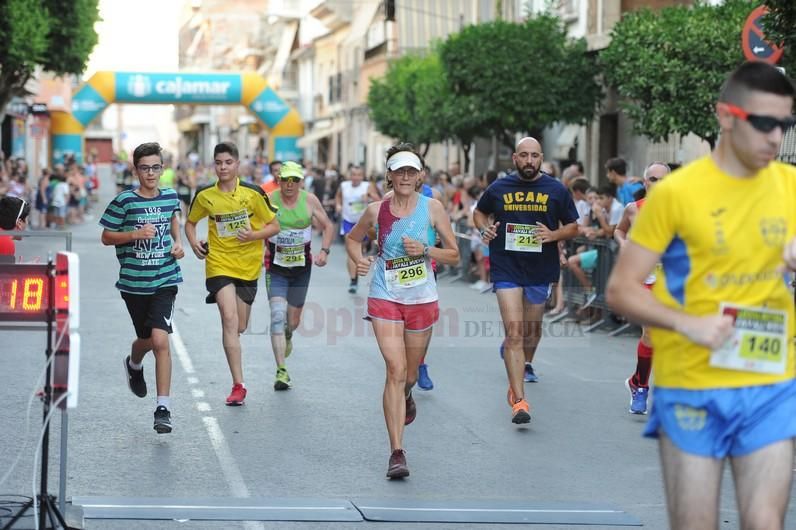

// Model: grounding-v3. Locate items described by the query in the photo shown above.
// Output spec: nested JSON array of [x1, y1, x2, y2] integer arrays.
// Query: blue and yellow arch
[[51, 71, 303, 163]]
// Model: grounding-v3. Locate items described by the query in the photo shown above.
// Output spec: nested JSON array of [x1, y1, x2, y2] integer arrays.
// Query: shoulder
[[193, 183, 215, 200], [240, 180, 266, 196]]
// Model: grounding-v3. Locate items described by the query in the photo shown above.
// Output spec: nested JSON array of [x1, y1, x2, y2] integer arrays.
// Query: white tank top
[[341, 180, 369, 223]]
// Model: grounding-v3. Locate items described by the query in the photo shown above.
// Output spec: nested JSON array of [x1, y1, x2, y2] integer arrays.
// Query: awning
[[553, 124, 580, 159], [342, 0, 380, 47], [268, 21, 299, 86], [297, 122, 344, 148]]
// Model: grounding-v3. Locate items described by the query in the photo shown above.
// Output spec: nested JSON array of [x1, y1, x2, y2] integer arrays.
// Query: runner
[[0, 196, 30, 256], [474, 137, 578, 423], [99, 142, 184, 433], [335, 165, 369, 294], [345, 143, 459, 478], [613, 161, 670, 414], [266, 161, 334, 390], [607, 62, 796, 529], [185, 141, 280, 406]]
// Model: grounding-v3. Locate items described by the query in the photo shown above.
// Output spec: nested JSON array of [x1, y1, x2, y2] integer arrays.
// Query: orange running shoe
[[511, 398, 531, 424]]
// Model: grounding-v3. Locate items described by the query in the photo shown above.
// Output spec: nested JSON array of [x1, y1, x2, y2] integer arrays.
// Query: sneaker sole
[[417, 383, 433, 391], [154, 423, 172, 434], [225, 400, 245, 406], [274, 381, 291, 391], [624, 379, 648, 415], [512, 410, 531, 424], [387, 468, 410, 479], [123, 357, 147, 398]]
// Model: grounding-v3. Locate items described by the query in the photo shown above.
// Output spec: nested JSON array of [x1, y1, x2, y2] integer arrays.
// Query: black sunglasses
[[724, 103, 796, 134], [280, 176, 301, 183]]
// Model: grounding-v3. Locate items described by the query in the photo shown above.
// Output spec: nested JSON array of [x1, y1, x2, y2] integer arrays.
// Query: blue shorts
[[643, 380, 796, 458], [493, 282, 551, 305], [579, 249, 598, 271], [341, 219, 368, 241], [265, 267, 312, 308]]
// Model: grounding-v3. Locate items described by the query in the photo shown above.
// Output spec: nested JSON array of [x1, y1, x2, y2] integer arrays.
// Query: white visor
[[386, 151, 422, 171]]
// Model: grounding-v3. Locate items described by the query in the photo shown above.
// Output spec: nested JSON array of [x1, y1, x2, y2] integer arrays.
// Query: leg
[[404, 328, 432, 394], [496, 288, 526, 402], [215, 284, 243, 384], [371, 318, 407, 451], [236, 294, 252, 334], [269, 297, 289, 367], [659, 434, 724, 530], [130, 337, 153, 364], [522, 299, 545, 365], [287, 304, 303, 333], [567, 255, 591, 290], [730, 439, 794, 530], [149, 328, 172, 397], [633, 326, 654, 387]]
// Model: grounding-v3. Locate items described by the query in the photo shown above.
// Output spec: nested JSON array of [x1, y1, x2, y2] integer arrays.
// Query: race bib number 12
[[710, 303, 788, 375]]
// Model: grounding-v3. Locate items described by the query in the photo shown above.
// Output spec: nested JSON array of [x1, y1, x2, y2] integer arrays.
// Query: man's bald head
[[516, 136, 542, 153], [512, 136, 544, 181]]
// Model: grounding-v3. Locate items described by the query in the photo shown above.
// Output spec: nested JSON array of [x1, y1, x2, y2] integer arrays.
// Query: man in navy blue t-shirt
[[474, 136, 578, 424]]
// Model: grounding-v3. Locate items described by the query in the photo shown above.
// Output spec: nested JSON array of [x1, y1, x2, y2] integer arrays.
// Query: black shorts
[[205, 276, 258, 305], [121, 286, 178, 339], [265, 267, 312, 308]]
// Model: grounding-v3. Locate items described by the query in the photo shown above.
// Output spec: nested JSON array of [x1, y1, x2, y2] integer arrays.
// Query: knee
[[503, 334, 523, 350], [741, 512, 784, 530], [385, 362, 407, 385], [150, 333, 170, 355], [270, 299, 287, 335]]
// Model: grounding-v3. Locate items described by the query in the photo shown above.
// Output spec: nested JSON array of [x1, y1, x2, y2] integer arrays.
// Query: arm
[[426, 200, 460, 265], [346, 203, 378, 275], [184, 219, 207, 259], [473, 208, 500, 242], [236, 217, 280, 243], [170, 213, 184, 259], [101, 224, 155, 246], [606, 241, 733, 349], [334, 187, 343, 216], [308, 193, 335, 266], [535, 220, 578, 243], [614, 203, 635, 247]]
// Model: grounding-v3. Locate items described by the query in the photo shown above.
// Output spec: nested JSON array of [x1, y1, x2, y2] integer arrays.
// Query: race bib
[[350, 200, 366, 215], [710, 303, 788, 375], [273, 229, 307, 268], [215, 210, 250, 238], [385, 256, 428, 289], [505, 223, 541, 252]]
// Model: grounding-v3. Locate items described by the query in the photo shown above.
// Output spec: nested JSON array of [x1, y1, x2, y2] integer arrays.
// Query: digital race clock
[[0, 263, 50, 321]]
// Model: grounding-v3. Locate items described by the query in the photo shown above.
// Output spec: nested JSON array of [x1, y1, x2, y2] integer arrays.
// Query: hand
[[314, 250, 328, 267], [170, 243, 185, 259], [402, 235, 425, 256], [675, 314, 735, 350], [534, 222, 555, 243], [783, 237, 796, 270], [236, 227, 255, 242], [136, 223, 156, 240], [480, 221, 500, 242], [356, 255, 375, 276], [191, 240, 208, 260]]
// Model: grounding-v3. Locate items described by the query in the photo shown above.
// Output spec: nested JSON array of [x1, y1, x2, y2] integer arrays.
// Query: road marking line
[[191, 388, 205, 399], [187, 376, 199, 385], [196, 402, 211, 412], [170, 323, 195, 374]]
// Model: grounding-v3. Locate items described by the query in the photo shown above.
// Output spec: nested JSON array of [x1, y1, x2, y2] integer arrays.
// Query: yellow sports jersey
[[188, 178, 278, 281], [630, 156, 796, 390]]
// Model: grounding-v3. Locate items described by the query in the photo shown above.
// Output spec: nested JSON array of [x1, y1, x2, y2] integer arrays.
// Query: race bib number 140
[[710, 303, 788, 375]]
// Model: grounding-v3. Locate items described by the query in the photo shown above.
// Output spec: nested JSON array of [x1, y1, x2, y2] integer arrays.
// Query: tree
[[439, 15, 602, 150], [367, 53, 449, 157], [761, 0, 796, 75], [0, 0, 100, 119], [600, 0, 752, 149]]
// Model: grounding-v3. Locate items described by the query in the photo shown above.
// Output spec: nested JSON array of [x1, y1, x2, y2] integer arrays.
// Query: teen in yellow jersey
[[186, 142, 280, 406], [608, 62, 796, 530]]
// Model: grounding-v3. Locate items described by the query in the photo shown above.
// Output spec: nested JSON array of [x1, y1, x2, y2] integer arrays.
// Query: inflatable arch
[[51, 71, 303, 164]]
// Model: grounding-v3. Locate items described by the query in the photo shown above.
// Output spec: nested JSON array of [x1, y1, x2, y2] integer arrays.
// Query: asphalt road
[[1, 178, 795, 530]]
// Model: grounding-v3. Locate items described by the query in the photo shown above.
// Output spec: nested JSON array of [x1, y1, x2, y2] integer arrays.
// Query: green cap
[[279, 161, 304, 179]]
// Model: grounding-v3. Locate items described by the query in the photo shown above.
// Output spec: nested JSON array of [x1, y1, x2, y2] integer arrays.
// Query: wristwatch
[[320, 247, 330, 255], [423, 244, 430, 257]]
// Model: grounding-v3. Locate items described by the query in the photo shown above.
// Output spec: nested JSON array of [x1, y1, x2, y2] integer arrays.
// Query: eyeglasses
[[137, 164, 163, 174], [15, 199, 27, 224], [390, 168, 420, 178], [723, 103, 796, 134], [281, 176, 301, 183]]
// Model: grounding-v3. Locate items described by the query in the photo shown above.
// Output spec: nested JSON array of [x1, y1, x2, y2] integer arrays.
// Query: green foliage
[[0, 0, 99, 115], [600, 0, 753, 148], [439, 15, 602, 148], [761, 0, 796, 75], [368, 53, 452, 154]]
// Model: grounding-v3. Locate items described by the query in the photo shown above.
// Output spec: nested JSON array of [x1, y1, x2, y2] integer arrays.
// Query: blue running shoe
[[625, 378, 648, 414], [417, 363, 433, 391], [524, 363, 538, 383]]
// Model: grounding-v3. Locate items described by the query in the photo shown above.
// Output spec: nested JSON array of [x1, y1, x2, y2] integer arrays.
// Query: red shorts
[[367, 298, 439, 332]]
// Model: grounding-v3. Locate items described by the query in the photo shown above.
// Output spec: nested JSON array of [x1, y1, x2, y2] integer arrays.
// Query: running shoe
[[511, 398, 531, 424], [386, 449, 409, 479], [404, 393, 416, 425], [348, 280, 357, 294], [153, 406, 172, 434], [524, 363, 538, 383], [417, 364, 434, 391], [274, 367, 292, 391], [625, 377, 649, 415], [123, 356, 147, 398], [225, 383, 247, 406], [285, 326, 293, 358], [582, 290, 598, 309]]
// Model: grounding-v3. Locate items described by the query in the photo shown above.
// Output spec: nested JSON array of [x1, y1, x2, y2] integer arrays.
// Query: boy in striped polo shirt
[[100, 142, 185, 434]]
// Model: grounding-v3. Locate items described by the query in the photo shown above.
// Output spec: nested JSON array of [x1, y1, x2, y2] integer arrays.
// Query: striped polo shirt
[[100, 188, 183, 294]]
